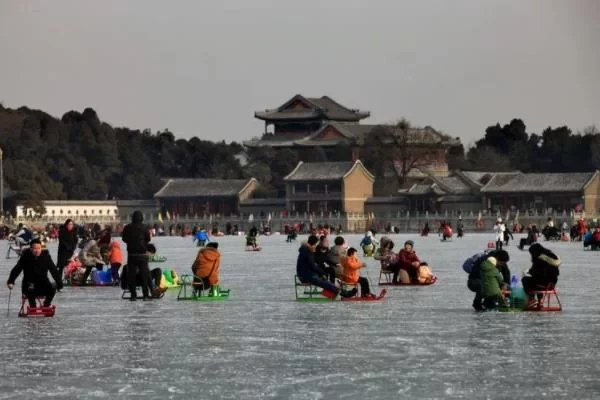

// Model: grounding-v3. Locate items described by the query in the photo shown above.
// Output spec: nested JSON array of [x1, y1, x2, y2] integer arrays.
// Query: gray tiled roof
[[255, 95, 369, 122], [358, 125, 459, 147], [284, 160, 374, 181], [407, 183, 434, 195], [154, 178, 255, 198], [481, 172, 596, 193], [284, 161, 354, 181], [433, 176, 471, 194], [311, 122, 377, 139], [458, 171, 518, 186], [436, 194, 481, 203]]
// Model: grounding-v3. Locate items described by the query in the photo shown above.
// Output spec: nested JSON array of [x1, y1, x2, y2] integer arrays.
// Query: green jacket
[[480, 258, 504, 297]]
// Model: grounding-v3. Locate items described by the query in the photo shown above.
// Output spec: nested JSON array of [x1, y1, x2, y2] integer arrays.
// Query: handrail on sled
[[177, 274, 230, 301], [294, 275, 331, 302], [526, 285, 562, 312]]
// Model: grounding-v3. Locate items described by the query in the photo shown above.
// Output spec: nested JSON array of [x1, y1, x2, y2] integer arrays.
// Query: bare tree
[[370, 119, 433, 186], [583, 125, 600, 169]]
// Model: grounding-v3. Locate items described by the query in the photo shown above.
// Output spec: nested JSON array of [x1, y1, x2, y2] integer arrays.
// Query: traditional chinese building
[[480, 171, 600, 214], [154, 178, 259, 216], [283, 160, 374, 214], [245, 94, 458, 190]]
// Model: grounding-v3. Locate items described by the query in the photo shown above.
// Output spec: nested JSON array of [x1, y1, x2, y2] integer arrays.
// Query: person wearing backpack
[[464, 250, 510, 310]]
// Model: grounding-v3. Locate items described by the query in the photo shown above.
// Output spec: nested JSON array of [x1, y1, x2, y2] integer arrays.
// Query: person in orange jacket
[[341, 247, 374, 298], [107, 240, 123, 283], [192, 242, 221, 293]]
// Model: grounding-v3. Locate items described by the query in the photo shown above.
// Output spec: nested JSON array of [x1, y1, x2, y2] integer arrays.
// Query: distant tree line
[[0, 104, 598, 203]]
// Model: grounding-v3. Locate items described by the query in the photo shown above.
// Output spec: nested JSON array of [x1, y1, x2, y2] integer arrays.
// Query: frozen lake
[[1, 233, 600, 399]]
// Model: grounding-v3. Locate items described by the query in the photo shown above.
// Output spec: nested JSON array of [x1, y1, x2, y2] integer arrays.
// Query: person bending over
[[7, 239, 60, 308]]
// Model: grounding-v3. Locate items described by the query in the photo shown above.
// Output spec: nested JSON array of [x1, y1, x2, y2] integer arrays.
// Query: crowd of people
[[295, 230, 436, 299], [3, 210, 580, 312]]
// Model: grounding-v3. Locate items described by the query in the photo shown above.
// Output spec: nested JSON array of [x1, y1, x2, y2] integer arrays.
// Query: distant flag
[[267, 212, 272, 222], [505, 209, 510, 223], [166, 211, 171, 220], [477, 211, 482, 222], [514, 210, 520, 224], [158, 212, 163, 223]]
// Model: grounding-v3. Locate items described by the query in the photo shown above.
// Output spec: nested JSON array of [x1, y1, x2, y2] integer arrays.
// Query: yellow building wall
[[343, 167, 374, 213], [584, 174, 600, 214]]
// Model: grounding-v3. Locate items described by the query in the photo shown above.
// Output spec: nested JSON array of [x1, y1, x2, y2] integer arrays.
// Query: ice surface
[[1, 233, 600, 399]]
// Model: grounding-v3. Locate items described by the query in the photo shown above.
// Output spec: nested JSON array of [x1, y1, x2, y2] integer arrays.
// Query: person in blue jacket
[[195, 229, 209, 247], [296, 235, 339, 299]]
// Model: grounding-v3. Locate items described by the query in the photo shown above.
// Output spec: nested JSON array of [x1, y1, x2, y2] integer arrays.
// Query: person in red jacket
[[398, 240, 421, 283]]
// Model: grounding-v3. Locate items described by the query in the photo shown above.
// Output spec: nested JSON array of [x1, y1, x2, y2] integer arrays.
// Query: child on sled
[[360, 231, 378, 256], [480, 256, 507, 310], [341, 247, 375, 298]]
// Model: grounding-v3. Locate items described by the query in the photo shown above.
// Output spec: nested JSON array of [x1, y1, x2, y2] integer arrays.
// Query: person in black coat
[[522, 243, 560, 296], [314, 236, 336, 283], [467, 250, 510, 310], [121, 210, 151, 300], [57, 219, 78, 285], [296, 235, 339, 297], [7, 239, 61, 307]]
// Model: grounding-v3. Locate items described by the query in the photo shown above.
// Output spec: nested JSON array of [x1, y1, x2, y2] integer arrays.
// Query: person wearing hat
[[296, 235, 339, 298], [521, 243, 560, 307], [480, 256, 506, 310], [314, 236, 336, 283], [494, 218, 506, 250], [397, 240, 421, 284], [327, 236, 348, 278]]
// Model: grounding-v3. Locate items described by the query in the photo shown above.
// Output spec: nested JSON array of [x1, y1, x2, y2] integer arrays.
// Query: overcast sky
[[1, 0, 598, 145]]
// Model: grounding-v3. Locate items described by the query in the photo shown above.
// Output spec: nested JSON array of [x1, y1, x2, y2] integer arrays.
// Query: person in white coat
[[493, 218, 506, 250]]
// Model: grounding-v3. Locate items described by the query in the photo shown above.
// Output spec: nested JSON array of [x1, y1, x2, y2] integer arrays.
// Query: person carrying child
[[341, 247, 375, 298], [192, 242, 221, 295]]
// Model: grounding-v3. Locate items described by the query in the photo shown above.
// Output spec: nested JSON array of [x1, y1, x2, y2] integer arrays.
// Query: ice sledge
[[177, 274, 230, 301], [18, 296, 56, 317]]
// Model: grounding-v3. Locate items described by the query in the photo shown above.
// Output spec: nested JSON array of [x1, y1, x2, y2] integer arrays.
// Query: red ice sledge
[[341, 289, 387, 302], [18, 296, 56, 318]]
